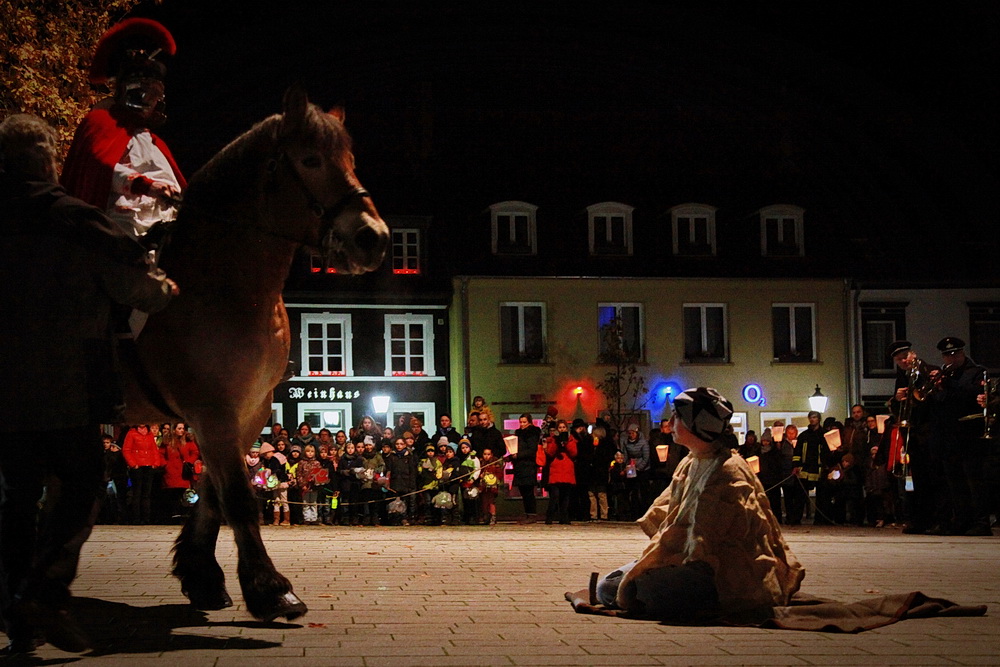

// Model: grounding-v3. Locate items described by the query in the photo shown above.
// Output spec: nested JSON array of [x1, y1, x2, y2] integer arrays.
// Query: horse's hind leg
[[172, 471, 233, 610]]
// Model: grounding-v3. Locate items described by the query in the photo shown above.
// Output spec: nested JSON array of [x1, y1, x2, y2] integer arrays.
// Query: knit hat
[[259, 442, 275, 455], [250, 441, 261, 452], [437, 436, 451, 446], [672, 387, 733, 443], [290, 443, 303, 455], [571, 418, 588, 430]]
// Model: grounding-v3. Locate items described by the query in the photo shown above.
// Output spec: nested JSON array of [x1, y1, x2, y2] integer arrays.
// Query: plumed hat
[[672, 387, 734, 443], [89, 18, 176, 84]]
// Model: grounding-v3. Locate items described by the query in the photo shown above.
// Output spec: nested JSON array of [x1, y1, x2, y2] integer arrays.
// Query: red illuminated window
[[309, 256, 338, 274], [392, 229, 420, 274]]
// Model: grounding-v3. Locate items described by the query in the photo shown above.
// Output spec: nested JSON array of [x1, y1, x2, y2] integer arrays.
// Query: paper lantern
[[823, 429, 842, 451], [746, 455, 760, 474], [876, 414, 889, 434], [655, 445, 669, 463], [504, 435, 518, 456]]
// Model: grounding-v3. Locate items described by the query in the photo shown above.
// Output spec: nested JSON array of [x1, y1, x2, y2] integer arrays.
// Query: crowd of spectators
[[98, 422, 201, 525], [102, 399, 983, 532]]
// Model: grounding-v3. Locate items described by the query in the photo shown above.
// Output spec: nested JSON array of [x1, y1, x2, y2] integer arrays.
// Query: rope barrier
[[251, 455, 509, 508]]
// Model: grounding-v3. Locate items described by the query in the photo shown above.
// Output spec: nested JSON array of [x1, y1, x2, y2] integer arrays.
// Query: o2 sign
[[743, 383, 766, 406]]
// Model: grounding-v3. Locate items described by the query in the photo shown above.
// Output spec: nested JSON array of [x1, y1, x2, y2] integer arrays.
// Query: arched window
[[490, 201, 537, 255], [759, 204, 804, 256], [670, 203, 717, 256], [587, 202, 634, 256]]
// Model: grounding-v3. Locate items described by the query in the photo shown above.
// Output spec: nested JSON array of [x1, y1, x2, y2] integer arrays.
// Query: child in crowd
[[101, 435, 129, 524], [260, 442, 289, 525], [285, 445, 303, 525], [478, 446, 502, 525], [469, 395, 495, 428], [245, 442, 266, 524], [361, 437, 385, 526], [297, 444, 322, 525], [439, 446, 461, 525], [316, 444, 335, 525], [609, 450, 630, 520], [457, 438, 482, 525], [386, 437, 418, 525], [337, 441, 365, 525], [417, 443, 443, 525], [864, 445, 894, 527]]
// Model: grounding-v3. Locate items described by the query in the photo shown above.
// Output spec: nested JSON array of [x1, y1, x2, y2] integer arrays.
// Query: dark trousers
[[517, 484, 537, 515], [545, 483, 573, 523], [0, 425, 104, 640], [128, 465, 157, 524], [941, 434, 992, 530], [786, 478, 813, 525]]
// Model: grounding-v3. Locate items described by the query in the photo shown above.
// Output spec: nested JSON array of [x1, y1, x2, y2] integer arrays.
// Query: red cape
[[61, 103, 186, 209]]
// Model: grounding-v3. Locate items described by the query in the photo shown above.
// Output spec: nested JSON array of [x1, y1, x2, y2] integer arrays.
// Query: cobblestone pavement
[[21, 522, 999, 666]]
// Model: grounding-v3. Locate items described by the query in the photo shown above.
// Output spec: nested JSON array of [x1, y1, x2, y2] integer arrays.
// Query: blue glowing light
[[743, 383, 765, 406]]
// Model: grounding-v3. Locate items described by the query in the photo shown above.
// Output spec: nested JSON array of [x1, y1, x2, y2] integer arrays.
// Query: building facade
[[271, 215, 453, 436], [450, 276, 850, 437]]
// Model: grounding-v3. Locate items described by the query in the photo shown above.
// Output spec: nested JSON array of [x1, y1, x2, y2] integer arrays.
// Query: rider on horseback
[[62, 18, 185, 252]]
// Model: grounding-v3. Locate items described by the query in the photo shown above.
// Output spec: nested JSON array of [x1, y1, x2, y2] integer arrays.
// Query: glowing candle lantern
[[655, 445, 669, 463], [746, 456, 760, 474], [823, 429, 842, 451], [876, 414, 889, 434], [503, 435, 518, 456]]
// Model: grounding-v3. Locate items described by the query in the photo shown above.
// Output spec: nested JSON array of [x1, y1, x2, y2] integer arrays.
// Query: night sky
[[128, 3, 1000, 278]]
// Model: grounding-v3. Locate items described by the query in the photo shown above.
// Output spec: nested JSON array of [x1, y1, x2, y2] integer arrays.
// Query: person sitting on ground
[[595, 387, 804, 621]]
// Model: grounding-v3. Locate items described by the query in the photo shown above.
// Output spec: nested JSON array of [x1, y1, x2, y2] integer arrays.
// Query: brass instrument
[[898, 356, 930, 427], [956, 370, 998, 439], [981, 370, 997, 440]]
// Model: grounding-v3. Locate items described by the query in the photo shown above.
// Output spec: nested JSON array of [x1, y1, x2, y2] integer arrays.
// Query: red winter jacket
[[544, 435, 578, 485], [123, 427, 163, 468], [161, 439, 200, 489]]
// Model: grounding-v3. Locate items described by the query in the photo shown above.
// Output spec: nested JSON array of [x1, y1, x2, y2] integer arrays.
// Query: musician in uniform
[[887, 340, 951, 535], [931, 337, 992, 536]]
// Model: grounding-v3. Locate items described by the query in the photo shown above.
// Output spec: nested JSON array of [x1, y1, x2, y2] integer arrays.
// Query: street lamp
[[372, 395, 391, 427], [808, 384, 828, 413]]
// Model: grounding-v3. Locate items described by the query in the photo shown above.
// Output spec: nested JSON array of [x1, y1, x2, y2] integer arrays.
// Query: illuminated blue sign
[[743, 383, 766, 406]]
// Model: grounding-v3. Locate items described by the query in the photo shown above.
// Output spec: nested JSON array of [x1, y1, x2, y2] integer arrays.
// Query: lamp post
[[808, 384, 828, 414], [372, 395, 391, 429]]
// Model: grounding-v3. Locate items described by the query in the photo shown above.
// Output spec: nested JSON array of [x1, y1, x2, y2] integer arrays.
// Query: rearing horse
[[127, 87, 388, 621]]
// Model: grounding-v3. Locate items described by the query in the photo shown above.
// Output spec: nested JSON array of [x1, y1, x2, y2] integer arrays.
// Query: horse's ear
[[281, 85, 309, 134], [327, 106, 345, 123]]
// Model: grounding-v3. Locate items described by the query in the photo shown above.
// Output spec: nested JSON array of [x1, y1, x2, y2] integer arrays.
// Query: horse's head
[[268, 87, 388, 275]]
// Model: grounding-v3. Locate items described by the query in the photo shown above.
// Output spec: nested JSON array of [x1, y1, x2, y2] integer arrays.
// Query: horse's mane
[[182, 104, 353, 216]]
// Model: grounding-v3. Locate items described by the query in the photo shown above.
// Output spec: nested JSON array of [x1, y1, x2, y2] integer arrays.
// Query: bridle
[[265, 149, 371, 249]]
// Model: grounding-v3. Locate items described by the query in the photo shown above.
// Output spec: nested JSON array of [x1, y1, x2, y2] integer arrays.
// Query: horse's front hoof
[[187, 587, 234, 611], [261, 592, 308, 622]]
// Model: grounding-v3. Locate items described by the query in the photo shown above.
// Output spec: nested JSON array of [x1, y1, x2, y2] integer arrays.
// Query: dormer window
[[308, 255, 337, 274], [759, 204, 804, 257], [392, 228, 420, 274], [490, 201, 537, 255], [670, 204, 717, 256], [588, 202, 634, 256]]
